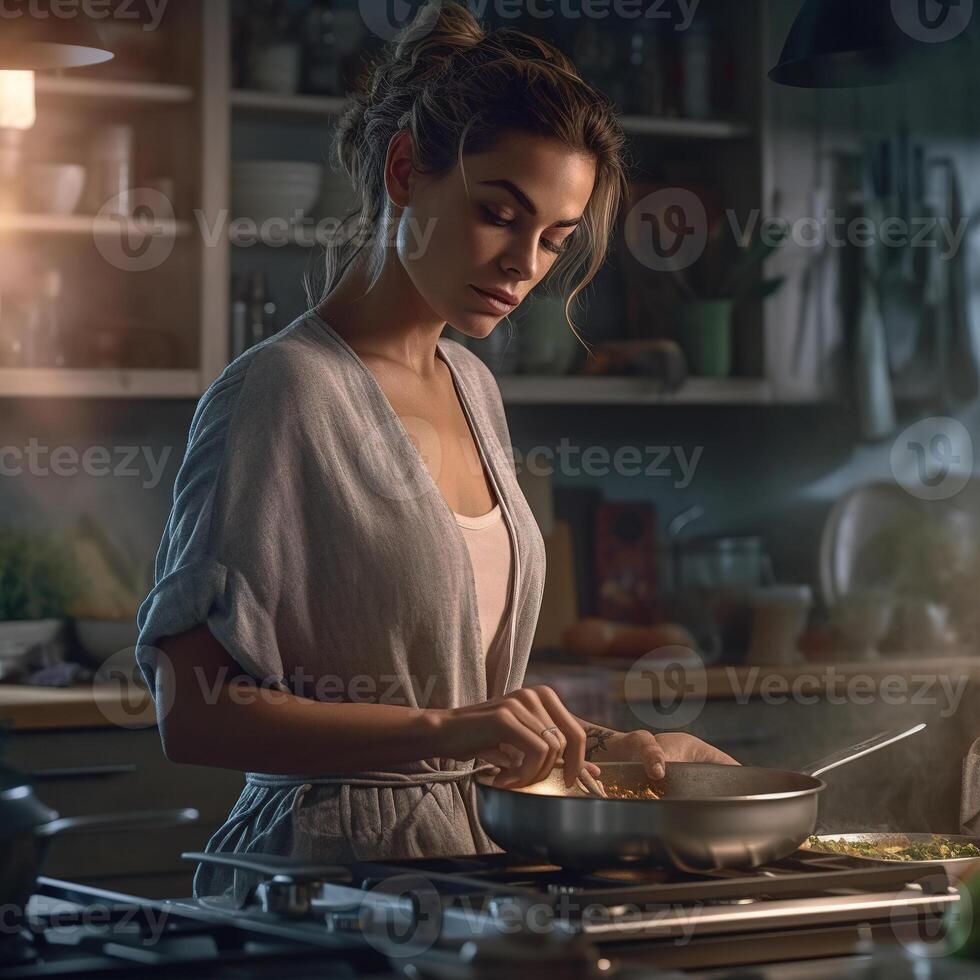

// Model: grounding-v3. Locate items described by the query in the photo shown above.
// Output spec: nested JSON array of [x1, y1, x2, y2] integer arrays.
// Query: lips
[[471, 285, 519, 310]]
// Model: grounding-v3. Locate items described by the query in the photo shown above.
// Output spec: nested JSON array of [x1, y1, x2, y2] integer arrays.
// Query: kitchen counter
[[528, 650, 980, 701], [0, 682, 156, 730], [4, 652, 979, 732]]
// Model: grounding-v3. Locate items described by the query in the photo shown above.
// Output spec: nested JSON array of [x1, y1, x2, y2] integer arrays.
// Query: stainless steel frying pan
[[475, 724, 926, 871]]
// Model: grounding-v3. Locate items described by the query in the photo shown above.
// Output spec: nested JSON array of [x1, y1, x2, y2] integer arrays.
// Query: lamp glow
[[0, 71, 36, 130]]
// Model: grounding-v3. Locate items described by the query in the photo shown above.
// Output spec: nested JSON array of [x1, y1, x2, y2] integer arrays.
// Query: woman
[[136, 2, 735, 904]]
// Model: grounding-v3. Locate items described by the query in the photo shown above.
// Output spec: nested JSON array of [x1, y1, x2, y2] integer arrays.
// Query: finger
[[496, 741, 525, 767], [479, 746, 518, 770], [493, 705, 552, 787], [528, 685, 588, 788], [635, 731, 667, 780], [510, 690, 566, 784]]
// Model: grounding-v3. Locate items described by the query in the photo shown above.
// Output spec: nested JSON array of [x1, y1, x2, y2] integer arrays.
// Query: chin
[[454, 317, 504, 341]]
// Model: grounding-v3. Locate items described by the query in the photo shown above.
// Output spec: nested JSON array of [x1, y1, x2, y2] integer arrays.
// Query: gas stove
[[0, 849, 969, 979]]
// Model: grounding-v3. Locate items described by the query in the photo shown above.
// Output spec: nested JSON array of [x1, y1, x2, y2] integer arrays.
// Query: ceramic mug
[[518, 297, 579, 375]]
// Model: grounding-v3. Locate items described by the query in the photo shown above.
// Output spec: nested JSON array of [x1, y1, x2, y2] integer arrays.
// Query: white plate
[[818, 482, 926, 607]]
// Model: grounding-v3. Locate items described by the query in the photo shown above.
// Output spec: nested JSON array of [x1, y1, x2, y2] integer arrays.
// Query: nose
[[500, 235, 539, 284]]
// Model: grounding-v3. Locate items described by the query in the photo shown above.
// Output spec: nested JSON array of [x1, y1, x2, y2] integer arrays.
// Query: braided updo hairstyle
[[307, 0, 630, 346]]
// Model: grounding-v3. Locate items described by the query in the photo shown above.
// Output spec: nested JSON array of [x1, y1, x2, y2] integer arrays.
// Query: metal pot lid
[[0, 768, 58, 835]]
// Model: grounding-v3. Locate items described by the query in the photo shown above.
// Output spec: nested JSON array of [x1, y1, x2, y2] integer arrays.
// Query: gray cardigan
[[136, 309, 546, 904]]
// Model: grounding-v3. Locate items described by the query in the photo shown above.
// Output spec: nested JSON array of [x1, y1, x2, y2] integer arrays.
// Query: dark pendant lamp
[[0, 1, 113, 70], [769, 0, 976, 88]]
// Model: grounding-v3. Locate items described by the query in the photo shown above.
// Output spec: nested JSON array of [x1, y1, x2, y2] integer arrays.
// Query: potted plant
[[63, 515, 149, 673], [669, 217, 787, 378], [0, 528, 82, 682]]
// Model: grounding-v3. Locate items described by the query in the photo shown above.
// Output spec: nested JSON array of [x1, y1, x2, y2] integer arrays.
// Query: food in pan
[[602, 783, 661, 800], [806, 835, 980, 861]]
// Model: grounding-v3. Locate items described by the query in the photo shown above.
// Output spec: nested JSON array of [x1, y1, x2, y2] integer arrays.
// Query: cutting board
[[531, 518, 579, 650]]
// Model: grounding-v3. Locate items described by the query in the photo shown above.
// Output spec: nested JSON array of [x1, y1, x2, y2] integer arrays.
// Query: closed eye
[[480, 206, 568, 256]]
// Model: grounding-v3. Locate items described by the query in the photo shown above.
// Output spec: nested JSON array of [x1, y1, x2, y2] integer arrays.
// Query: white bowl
[[0, 618, 65, 660], [23, 164, 87, 215], [74, 617, 138, 665]]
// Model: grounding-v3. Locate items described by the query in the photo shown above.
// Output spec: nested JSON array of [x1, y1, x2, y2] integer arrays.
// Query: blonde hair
[[306, 0, 630, 348]]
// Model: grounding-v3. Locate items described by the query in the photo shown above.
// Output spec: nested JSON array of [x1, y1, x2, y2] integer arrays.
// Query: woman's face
[[390, 130, 597, 340]]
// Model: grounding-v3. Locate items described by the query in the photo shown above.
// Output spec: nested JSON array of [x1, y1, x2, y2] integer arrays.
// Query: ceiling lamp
[[769, 0, 976, 88], [0, 3, 113, 70]]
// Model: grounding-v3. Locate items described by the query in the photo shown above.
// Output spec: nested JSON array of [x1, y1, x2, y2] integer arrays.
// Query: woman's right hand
[[431, 685, 599, 790]]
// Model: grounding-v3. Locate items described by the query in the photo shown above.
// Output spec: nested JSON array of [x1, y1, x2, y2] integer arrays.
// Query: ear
[[385, 130, 415, 209]]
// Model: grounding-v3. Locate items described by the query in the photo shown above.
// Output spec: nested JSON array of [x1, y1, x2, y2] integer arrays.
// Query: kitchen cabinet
[[3, 0, 815, 404], [3, 724, 244, 898], [0, 2, 228, 398]]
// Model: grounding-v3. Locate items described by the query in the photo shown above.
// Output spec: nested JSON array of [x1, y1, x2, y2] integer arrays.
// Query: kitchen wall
[[5, 1, 980, 620]]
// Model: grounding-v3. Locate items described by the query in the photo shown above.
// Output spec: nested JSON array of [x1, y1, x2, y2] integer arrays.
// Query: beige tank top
[[453, 503, 513, 677]]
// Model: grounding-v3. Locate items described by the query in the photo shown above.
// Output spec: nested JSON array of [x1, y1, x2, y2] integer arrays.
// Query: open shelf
[[230, 88, 750, 140], [617, 115, 752, 139], [34, 76, 196, 105], [0, 369, 202, 399], [0, 214, 192, 236], [231, 89, 347, 118], [496, 375, 774, 406]]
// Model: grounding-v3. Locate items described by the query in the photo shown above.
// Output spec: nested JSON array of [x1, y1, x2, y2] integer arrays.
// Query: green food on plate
[[806, 835, 980, 862]]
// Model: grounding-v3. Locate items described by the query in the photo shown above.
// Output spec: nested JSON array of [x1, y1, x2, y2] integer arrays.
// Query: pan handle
[[799, 723, 926, 778], [37, 808, 200, 837], [181, 850, 353, 882]]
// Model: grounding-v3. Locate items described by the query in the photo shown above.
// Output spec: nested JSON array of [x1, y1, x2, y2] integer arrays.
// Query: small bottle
[[681, 20, 713, 119], [230, 276, 248, 359], [0, 290, 26, 367], [21, 277, 56, 368], [262, 288, 279, 341], [39, 269, 68, 368], [246, 272, 267, 349], [626, 22, 665, 117], [302, 0, 341, 96]]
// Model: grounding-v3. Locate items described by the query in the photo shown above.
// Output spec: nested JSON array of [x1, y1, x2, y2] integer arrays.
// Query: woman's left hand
[[594, 730, 738, 780]]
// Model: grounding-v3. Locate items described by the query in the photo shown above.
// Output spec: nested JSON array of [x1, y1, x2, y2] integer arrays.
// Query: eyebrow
[[478, 179, 583, 228]]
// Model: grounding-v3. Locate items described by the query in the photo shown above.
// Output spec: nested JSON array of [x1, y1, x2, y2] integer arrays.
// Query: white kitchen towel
[[960, 736, 980, 834]]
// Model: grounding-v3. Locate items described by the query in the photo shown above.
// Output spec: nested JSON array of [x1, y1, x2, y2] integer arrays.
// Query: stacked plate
[[232, 161, 324, 223]]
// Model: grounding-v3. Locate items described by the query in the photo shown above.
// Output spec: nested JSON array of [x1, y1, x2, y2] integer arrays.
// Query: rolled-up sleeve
[[136, 347, 318, 698]]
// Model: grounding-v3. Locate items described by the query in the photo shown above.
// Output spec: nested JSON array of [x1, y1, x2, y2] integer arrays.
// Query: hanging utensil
[[854, 143, 896, 440], [879, 126, 927, 377]]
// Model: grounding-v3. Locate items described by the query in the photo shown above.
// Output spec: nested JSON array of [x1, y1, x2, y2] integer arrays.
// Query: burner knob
[[325, 907, 368, 934], [257, 876, 315, 917]]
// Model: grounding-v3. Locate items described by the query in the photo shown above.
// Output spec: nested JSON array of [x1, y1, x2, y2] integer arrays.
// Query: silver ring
[[540, 726, 560, 737]]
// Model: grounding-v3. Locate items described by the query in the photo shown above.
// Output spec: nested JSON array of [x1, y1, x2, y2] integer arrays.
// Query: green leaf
[[0, 528, 84, 621]]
